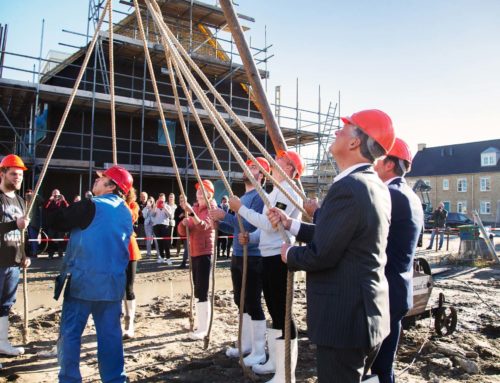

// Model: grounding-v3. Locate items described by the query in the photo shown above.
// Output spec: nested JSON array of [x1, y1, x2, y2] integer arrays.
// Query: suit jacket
[[386, 177, 424, 315], [287, 166, 391, 349]]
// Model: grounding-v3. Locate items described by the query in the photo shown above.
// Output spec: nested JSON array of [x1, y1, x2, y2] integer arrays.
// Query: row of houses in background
[[406, 139, 500, 226]]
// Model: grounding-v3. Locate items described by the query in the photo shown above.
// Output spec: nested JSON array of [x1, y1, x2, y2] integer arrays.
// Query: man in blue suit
[[372, 138, 424, 383], [268, 109, 395, 382]]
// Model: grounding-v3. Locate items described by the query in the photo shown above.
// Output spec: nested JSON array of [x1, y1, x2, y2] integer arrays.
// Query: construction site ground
[[0, 233, 499, 382]]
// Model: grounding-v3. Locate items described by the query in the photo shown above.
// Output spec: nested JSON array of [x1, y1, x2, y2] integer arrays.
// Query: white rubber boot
[[0, 316, 24, 356], [252, 328, 281, 375], [123, 300, 136, 339], [226, 313, 252, 358], [265, 337, 297, 383], [243, 320, 267, 366], [189, 301, 210, 340]]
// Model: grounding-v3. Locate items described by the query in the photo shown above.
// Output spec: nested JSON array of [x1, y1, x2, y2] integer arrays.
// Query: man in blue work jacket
[[48, 165, 133, 383]]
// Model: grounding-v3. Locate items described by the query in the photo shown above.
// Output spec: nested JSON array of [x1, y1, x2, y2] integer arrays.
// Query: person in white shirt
[[229, 150, 304, 382], [142, 196, 159, 258]]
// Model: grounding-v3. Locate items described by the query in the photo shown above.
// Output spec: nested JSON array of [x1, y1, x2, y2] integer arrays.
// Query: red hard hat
[[387, 138, 412, 163], [0, 154, 27, 170], [246, 157, 271, 174], [341, 109, 395, 154], [195, 179, 215, 194], [277, 150, 305, 179], [97, 166, 133, 194]]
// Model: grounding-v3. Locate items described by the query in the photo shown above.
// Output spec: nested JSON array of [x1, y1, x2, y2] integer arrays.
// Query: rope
[[108, 0, 117, 165], [156, 15, 310, 218], [146, 6, 298, 381], [146, 1, 289, 221], [132, 0, 195, 330], [163, 49, 220, 349], [146, 10, 298, 380], [163, 51, 252, 375], [22, 251, 28, 343], [20, 0, 112, 344]]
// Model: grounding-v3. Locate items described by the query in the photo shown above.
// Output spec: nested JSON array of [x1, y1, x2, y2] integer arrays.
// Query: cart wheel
[[434, 306, 457, 336]]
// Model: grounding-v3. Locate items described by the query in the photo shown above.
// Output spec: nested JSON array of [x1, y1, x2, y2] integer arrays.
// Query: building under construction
[[0, 0, 339, 201]]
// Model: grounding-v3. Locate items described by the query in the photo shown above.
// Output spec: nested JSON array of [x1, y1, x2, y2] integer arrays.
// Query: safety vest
[[64, 194, 132, 301]]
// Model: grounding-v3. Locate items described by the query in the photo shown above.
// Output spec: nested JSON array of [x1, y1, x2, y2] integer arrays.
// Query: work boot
[[226, 313, 252, 358], [243, 320, 267, 366], [123, 300, 136, 339], [265, 337, 298, 383], [0, 316, 24, 356], [190, 301, 210, 340], [252, 328, 281, 375]]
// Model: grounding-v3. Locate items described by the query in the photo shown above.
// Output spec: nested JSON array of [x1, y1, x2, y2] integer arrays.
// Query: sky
[[1, 0, 499, 157]]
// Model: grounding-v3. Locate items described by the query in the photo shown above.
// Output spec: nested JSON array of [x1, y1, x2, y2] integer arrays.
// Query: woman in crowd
[[123, 187, 141, 339], [177, 180, 217, 340], [142, 196, 159, 258], [167, 193, 177, 253], [151, 193, 174, 265]]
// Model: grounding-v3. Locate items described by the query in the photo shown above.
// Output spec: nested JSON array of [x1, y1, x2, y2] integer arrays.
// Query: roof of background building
[[407, 139, 500, 177]]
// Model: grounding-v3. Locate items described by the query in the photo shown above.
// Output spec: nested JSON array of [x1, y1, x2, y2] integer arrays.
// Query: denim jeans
[[27, 225, 39, 256], [0, 266, 20, 317], [428, 228, 444, 249]]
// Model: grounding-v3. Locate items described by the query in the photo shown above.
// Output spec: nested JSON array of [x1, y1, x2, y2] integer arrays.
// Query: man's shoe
[[426, 247, 432, 250]]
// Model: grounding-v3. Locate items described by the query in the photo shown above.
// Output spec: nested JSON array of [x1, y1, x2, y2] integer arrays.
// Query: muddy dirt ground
[[0, 234, 499, 382]]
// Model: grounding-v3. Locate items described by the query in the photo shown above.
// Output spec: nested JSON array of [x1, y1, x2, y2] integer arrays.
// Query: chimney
[[418, 143, 426, 151]]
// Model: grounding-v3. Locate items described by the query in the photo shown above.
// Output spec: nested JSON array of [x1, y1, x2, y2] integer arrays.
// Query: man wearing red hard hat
[[0, 154, 30, 358], [268, 109, 395, 382], [372, 138, 424, 383], [46, 165, 133, 382]]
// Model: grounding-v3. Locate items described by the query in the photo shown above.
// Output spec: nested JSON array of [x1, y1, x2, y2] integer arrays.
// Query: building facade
[[0, 0, 330, 203], [407, 140, 500, 226]]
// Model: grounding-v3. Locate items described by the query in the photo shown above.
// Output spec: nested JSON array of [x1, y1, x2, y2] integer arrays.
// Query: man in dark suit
[[268, 109, 395, 382], [372, 138, 424, 383]]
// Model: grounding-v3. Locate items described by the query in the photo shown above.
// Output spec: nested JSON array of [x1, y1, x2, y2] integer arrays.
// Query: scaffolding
[[0, 0, 339, 199]]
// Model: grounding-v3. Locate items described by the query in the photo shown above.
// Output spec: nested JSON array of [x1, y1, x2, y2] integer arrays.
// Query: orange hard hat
[[341, 109, 395, 154], [97, 165, 133, 194], [387, 138, 412, 163], [246, 157, 271, 174], [195, 179, 215, 194], [277, 150, 305, 179], [0, 154, 27, 170]]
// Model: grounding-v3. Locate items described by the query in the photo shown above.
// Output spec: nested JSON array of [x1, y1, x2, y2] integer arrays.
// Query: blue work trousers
[[0, 266, 20, 317], [58, 296, 126, 383]]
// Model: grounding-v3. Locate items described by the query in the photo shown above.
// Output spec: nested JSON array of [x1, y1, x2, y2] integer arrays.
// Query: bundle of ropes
[[22, 1, 309, 381]]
